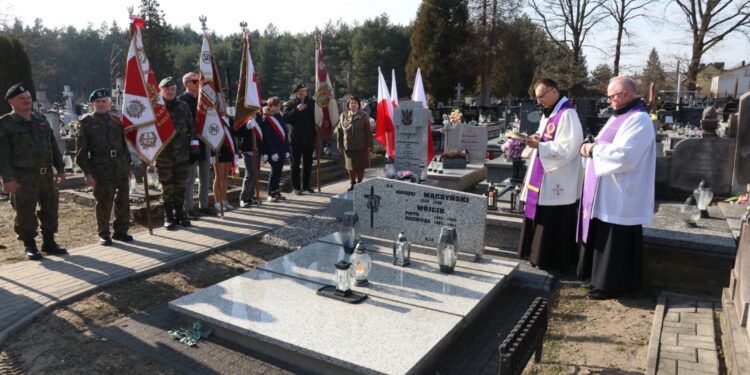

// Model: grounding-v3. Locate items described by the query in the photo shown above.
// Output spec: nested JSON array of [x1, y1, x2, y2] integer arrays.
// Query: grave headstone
[[442, 123, 461, 151], [353, 177, 486, 255], [732, 92, 750, 193], [729, 222, 750, 335], [458, 123, 488, 163], [519, 101, 541, 135], [670, 137, 735, 195], [394, 101, 430, 175]]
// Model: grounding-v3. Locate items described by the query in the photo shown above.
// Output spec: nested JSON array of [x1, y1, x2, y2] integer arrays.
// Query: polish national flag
[[375, 67, 395, 158], [411, 67, 434, 163], [390, 69, 399, 109]]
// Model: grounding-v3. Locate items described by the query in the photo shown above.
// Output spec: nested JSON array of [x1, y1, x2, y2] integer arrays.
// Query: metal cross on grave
[[364, 185, 381, 228], [455, 83, 464, 102]]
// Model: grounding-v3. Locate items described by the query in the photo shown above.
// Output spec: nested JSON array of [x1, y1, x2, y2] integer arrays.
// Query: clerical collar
[[543, 96, 563, 117], [613, 98, 641, 116]]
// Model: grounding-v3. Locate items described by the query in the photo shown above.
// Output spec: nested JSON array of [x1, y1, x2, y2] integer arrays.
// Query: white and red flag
[[121, 15, 176, 165], [313, 34, 339, 142], [411, 67, 434, 163], [375, 67, 395, 158], [234, 28, 262, 132], [391, 69, 399, 109], [196, 32, 229, 151]]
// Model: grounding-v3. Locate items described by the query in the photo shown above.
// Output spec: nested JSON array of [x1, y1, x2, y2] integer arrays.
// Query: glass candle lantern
[[349, 242, 372, 286], [486, 183, 498, 210], [680, 196, 701, 227], [696, 187, 713, 218], [436, 227, 458, 273], [340, 211, 360, 254], [334, 260, 352, 294], [392, 232, 411, 267]]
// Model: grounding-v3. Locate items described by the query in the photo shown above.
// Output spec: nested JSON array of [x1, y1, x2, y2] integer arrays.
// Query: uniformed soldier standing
[[76, 89, 134, 245], [158, 77, 194, 230], [0, 83, 68, 260]]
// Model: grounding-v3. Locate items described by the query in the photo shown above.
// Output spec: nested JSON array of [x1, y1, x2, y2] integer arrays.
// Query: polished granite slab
[[169, 269, 462, 374], [258, 241, 514, 316], [645, 203, 736, 255]]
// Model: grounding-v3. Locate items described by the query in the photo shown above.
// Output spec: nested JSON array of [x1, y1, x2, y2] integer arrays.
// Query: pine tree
[[350, 15, 410, 97], [407, 0, 473, 104], [138, 0, 175, 81], [641, 47, 666, 94], [590, 64, 613, 96], [0, 36, 35, 114]]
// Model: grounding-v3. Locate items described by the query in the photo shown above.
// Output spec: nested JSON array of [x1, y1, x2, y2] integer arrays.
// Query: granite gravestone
[[732, 92, 750, 193], [458, 124, 488, 163], [442, 123, 461, 151], [394, 101, 430, 175], [729, 222, 750, 336], [669, 137, 735, 195], [519, 101, 541, 135], [353, 177, 486, 255]]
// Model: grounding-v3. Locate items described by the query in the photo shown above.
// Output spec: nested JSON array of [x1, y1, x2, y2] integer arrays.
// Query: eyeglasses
[[535, 88, 552, 100], [187, 79, 199, 84], [607, 91, 624, 100]]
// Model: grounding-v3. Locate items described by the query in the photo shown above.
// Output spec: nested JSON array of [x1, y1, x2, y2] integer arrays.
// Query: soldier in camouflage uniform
[[158, 77, 194, 230], [0, 83, 68, 260], [76, 89, 133, 246]]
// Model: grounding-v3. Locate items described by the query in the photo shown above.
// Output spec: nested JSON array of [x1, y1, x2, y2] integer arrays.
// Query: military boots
[[23, 238, 42, 260], [41, 232, 68, 255], [163, 202, 177, 230], [174, 202, 191, 228]]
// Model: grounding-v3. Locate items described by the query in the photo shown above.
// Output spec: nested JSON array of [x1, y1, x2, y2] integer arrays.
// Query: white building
[[711, 61, 750, 98]]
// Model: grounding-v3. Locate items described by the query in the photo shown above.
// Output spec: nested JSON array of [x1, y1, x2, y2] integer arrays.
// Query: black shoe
[[347, 183, 355, 191], [112, 233, 134, 242], [41, 233, 68, 255], [240, 200, 252, 208], [586, 290, 615, 300], [304, 187, 315, 194], [293, 189, 303, 196], [163, 202, 177, 230], [99, 235, 113, 246], [198, 207, 218, 216], [23, 239, 42, 261], [186, 210, 199, 220], [175, 204, 192, 228]]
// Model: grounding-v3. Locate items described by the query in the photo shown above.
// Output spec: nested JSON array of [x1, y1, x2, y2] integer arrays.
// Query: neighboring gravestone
[[732, 92, 750, 193], [519, 101, 541, 135], [670, 138, 735, 195], [441, 123, 461, 151], [729, 222, 750, 337], [458, 124, 488, 163], [394, 101, 430, 175], [353, 177, 486, 255]]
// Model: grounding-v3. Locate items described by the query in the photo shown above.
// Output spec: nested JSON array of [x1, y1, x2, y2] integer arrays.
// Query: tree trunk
[[685, 43, 703, 91], [613, 20, 623, 76]]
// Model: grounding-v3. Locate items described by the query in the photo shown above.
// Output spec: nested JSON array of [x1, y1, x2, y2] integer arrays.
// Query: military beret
[[5, 82, 28, 100], [292, 82, 307, 93], [88, 88, 110, 102], [159, 77, 176, 88]]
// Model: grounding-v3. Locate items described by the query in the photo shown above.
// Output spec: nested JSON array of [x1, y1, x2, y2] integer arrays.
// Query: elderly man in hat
[[158, 77, 194, 230], [76, 88, 133, 245], [283, 82, 316, 195], [0, 83, 67, 260]]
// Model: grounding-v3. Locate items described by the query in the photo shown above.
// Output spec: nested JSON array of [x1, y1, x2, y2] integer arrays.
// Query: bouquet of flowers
[[501, 138, 525, 160], [449, 108, 463, 124]]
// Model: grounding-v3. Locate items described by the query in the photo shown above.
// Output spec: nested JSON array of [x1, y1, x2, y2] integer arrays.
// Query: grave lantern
[[392, 232, 411, 267], [340, 211, 360, 254], [693, 180, 713, 218], [384, 157, 396, 179], [680, 196, 701, 227], [436, 227, 458, 273], [334, 260, 352, 295], [486, 183, 498, 210], [349, 242, 372, 286]]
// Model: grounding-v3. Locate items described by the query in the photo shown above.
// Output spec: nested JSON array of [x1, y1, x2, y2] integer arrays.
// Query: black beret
[[5, 82, 28, 100], [159, 77, 176, 88], [88, 88, 110, 102], [293, 82, 307, 93]]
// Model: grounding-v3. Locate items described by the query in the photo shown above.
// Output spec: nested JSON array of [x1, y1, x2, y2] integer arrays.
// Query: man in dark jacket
[[235, 113, 262, 207], [157, 77, 194, 230], [178, 72, 213, 218], [282, 83, 316, 195]]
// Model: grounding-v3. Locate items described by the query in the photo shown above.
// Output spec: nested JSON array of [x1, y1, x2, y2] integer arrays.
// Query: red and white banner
[[196, 33, 229, 151], [391, 69, 399, 109], [121, 15, 176, 165], [411, 67, 434, 163], [246, 116, 263, 142], [314, 35, 339, 142], [375, 67, 395, 158], [234, 30, 262, 131]]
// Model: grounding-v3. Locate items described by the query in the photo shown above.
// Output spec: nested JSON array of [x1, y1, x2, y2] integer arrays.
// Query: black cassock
[[577, 218, 643, 294], [517, 202, 579, 270]]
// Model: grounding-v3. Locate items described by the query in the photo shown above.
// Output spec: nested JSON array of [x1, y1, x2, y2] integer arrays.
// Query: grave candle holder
[[680, 196, 701, 227], [349, 242, 372, 286], [693, 181, 713, 218], [392, 232, 411, 267], [316, 260, 367, 304], [486, 183, 498, 210], [340, 211, 360, 254], [436, 227, 458, 273]]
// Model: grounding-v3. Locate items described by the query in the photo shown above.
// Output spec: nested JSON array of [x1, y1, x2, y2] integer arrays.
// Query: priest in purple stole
[[578, 76, 655, 300], [517, 78, 583, 270]]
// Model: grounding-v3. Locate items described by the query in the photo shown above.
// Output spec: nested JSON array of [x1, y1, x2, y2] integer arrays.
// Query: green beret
[[88, 88, 110, 102], [159, 77, 176, 88], [5, 82, 28, 100]]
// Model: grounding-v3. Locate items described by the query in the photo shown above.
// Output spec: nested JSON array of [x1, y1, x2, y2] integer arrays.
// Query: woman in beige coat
[[336, 96, 373, 191]]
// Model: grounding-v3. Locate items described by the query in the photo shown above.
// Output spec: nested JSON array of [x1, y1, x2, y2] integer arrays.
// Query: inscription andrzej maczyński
[[354, 178, 485, 254]]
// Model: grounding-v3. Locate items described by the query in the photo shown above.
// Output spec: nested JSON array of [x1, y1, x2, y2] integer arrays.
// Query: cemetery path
[[0, 179, 352, 347]]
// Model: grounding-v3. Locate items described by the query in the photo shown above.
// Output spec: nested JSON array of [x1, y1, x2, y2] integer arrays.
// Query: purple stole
[[577, 102, 646, 243], [524, 100, 574, 220]]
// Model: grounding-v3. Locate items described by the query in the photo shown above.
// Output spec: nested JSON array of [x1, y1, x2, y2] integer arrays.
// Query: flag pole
[[253, 131, 261, 205], [141, 162, 153, 235]]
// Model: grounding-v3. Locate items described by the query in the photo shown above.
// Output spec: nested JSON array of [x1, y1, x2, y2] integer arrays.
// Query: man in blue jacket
[[262, 97, 291, 202]]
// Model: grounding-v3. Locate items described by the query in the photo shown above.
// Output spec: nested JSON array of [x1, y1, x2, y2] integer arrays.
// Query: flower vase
[[511, 159, 524, 182]]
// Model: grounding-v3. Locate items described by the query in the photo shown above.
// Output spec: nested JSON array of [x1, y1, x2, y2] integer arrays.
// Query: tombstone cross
[[455, 83, 464, 102]]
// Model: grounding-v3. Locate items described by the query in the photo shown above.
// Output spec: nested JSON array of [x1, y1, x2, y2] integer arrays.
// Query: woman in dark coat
[[336, 96, 373, 191]]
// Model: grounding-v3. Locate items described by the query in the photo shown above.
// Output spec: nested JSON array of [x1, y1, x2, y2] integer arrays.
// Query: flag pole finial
[[199, 15, 208, 32], [127, 6, 134, 20]]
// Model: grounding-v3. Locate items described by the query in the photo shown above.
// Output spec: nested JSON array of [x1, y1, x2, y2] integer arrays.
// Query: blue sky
[[2, 0, 747, 77]]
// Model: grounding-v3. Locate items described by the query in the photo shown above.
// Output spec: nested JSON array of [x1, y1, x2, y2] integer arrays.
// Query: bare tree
[[529, 0, 607, 93], [603, 0, 658, 76], [673, 0, 750, 90]]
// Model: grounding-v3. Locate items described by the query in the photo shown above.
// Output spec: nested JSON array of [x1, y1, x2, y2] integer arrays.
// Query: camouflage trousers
[[10, 174, 58, 240], [156, 162, 189, 205], [94, 178, 131, 236]]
